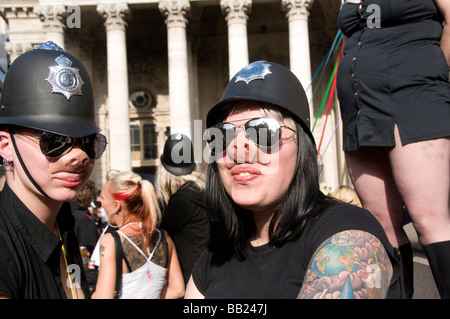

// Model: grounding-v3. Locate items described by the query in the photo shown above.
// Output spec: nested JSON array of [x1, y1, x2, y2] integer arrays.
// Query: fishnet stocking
[[389, 126, 450, 245], [346, 125, 450, 246], [345, 145, 406, 247]]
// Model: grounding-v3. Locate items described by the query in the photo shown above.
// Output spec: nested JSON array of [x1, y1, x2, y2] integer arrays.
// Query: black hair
[[205, 121, 337, 266]]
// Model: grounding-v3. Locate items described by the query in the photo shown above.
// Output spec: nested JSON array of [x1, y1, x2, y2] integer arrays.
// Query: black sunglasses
[[204, 117, 296, 153], [15, 131, 107, 160]]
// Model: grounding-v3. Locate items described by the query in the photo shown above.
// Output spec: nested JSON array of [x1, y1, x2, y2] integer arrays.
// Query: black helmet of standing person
[[160, 133, 196, 176], [0, 41, 99, 137]]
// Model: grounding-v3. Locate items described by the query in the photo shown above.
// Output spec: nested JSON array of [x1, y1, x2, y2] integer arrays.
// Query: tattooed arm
[[298, 230, 393, 299], [91, 233, 117, 299]]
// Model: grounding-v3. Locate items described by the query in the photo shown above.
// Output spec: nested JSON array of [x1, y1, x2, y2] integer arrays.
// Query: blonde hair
[[106, 170, 161, 248], [155, 164, 206, 207], [332, 186, 362, 207]]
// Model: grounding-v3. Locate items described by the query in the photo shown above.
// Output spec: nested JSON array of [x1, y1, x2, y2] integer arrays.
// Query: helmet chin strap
[[9, 132, 50, 198]]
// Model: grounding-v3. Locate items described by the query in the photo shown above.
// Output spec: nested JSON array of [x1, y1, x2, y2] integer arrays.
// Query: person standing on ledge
[[337, 0, 450, 298]]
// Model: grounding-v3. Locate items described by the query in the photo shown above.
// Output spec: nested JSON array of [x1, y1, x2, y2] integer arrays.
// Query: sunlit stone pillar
[[34, 5, 66, 49], [97, 3, 131, 171], [221, 0, 252, 78], [282, 0, 314, 123], [159, 0, 192, 137]]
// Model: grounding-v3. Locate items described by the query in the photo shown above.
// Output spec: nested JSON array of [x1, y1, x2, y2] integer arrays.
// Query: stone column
[[34, 5, 66, 49], [282, 0, 314, 123], [159, 0, 192, 138], [97, 3, 131, 172], [221, 0, 252, 79]]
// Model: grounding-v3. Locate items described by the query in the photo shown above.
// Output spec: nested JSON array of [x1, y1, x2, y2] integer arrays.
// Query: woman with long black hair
[[185, 61, 401, 299]]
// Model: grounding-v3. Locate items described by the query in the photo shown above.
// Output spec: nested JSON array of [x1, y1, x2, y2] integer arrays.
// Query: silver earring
[[107, 211, 124, 229], [2, 158, 12, 172]]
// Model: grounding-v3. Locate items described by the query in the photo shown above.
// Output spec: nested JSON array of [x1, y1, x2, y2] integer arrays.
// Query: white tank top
[[117, 229, 168, 299]]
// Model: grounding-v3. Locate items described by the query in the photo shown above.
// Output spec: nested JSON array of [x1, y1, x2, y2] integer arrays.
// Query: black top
[[337, 0, 450, 152], [0, 184, 89, 299], [160, 182, 209, 284], [192, 204, 401, 299]]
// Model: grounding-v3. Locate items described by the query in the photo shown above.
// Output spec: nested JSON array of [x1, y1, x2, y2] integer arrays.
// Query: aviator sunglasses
[[13, 130, 108, 160], [204, 117, 296, 153]]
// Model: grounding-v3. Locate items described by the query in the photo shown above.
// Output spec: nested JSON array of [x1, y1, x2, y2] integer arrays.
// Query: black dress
[[337, 0, 450, 152]]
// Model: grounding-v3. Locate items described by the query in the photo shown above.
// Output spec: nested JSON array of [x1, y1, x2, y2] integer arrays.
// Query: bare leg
[[345, 143, 414, 298], [345, 147, 408, 247]]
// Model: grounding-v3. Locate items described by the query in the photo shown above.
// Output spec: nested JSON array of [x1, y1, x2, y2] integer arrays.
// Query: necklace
[[119, 221, 142, 231], [119, 221, 146, 244], [56, 223, 77, 299]]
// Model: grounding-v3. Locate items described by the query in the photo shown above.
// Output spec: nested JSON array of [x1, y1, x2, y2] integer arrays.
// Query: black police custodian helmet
[[160, 133, 196, 176], [0, 41, 99, 137], [206, 60, 314, 143]]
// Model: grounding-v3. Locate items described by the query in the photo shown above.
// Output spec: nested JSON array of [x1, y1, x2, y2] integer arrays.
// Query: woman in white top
[[91, 170, 185, 299]]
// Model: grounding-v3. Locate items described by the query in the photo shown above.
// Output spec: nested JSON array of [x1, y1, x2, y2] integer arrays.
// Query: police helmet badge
[[38, 41, 85, 100], [235, 60, 272, 84]]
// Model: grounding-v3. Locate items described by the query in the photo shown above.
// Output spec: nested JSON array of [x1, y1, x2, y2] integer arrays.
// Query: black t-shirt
[[192, 204, 401, 299], [0, 184, 89, 299], [161, 182, 209, 284]]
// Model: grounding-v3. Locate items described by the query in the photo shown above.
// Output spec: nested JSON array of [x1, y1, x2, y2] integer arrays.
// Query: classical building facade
[[0, 0, 349, 192]]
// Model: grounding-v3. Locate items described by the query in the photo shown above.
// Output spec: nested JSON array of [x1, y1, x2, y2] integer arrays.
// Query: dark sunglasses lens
[[222, 123, 237, 145], [205, 123, 236, 154], [82, 133, 107, 159], [40, 133, 72, 157], [246, 118, 281, 148], [40, 132, 107, 159]]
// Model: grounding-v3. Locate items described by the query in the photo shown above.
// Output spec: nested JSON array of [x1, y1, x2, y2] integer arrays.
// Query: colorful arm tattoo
[[298, 230, 393, 299]]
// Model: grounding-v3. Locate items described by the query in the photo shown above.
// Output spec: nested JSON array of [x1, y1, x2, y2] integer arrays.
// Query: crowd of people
[[0, 0, 449, 300]]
